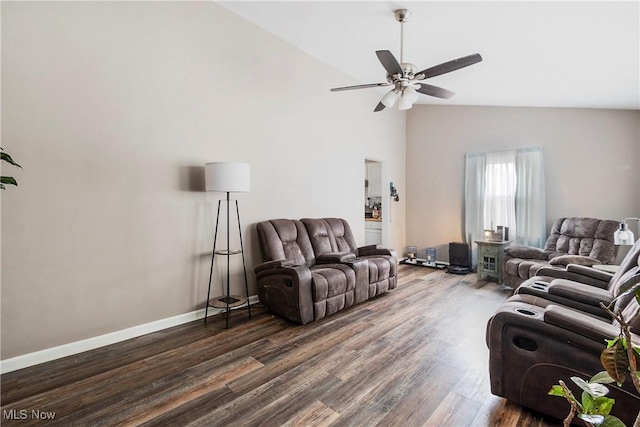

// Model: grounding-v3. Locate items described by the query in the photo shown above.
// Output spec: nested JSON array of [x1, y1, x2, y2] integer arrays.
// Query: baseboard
[[0, 295, 259, 374]]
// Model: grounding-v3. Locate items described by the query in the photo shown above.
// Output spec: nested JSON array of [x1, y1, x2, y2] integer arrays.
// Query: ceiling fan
[[330, 9, 483, 112]]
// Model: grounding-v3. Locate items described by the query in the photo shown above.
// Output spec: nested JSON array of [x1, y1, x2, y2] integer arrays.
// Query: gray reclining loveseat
[[255, 218, 397, 324]]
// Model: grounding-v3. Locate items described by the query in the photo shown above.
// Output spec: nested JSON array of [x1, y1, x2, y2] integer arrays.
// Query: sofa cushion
[[515, 259, 548, 280], [356, 255, 390, 296], [310, 264, 354, 301], [549, 255, 601, 266], [505, 246, 547, 259], [257, 219, 316, 267], [546, 217, 618, 263]]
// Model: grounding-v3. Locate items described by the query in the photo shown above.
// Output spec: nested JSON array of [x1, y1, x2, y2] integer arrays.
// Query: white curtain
[[464, 147, 545, 266], [515, 147, 546, 247], [464, 153, 486, 267], [484, 150, 517, 234]]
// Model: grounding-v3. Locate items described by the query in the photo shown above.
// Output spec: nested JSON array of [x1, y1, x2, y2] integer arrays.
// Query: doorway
[[365, 159, 382, 246]]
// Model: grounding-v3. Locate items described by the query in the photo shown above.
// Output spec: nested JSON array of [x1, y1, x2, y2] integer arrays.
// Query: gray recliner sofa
[[302, 218, 397, 299], [514, 238, 640, 318], [255, 218, 397, 324], [486, 240, 640, 425], [502, 217, 619, 288]]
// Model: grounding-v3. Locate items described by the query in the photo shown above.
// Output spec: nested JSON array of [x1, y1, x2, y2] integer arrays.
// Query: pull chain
[[400, 20, 404, 64]]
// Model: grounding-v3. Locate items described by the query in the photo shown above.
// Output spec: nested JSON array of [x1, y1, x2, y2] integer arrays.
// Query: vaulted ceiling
[[220, 1, 640, 110]]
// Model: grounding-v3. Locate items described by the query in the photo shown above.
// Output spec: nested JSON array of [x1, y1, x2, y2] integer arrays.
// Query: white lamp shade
[[205, 162, 250, 193], [403, 85, 419, 104], [398, 94, 413, 110], [614, 226, 635, 245], [381, 89, 397, 108]]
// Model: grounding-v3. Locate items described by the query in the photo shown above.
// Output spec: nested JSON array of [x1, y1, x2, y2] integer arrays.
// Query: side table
[[475, 240, 511, 283]]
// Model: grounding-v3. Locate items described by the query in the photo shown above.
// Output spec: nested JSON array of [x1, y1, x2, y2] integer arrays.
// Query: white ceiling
[[220, 1, 640, 110]]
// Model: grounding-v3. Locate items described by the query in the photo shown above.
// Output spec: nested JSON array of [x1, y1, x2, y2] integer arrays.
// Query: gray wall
[[406, 105, 640, 261], [1, 2, 406, 359]]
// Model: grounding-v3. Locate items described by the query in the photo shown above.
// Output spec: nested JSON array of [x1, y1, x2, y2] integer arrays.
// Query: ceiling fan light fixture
[[398, 94, 413, 110], [381, 89, 398, 108], [329, 8, 482, 112], [402, 85, 419, 104]]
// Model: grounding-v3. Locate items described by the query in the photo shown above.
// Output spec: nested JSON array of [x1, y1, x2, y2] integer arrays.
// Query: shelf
[[209, 295, 247, 309], [214, 249, 242, 256], [400, 258, 449, 269]]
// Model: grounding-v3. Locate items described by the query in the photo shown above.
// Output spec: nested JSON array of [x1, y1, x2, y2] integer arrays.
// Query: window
[[464, 147, 545, 265], [483, 151, 517, 236]]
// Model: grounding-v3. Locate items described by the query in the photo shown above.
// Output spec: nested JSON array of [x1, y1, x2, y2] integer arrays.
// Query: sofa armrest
[[358, 244, 378, 251], [548, 279, 613, 307], [567, 264, 614, 282], [543, 304, 621, 344], [516, 278, 610, 318], [549, 255, 601, 267], [254, 259, 297, 274], [504, 245, 548, 260], [317, 252, 357, 264], [358, 246, 397, 258], [254, 263, 314, 324], [534, 265, 612, 289]]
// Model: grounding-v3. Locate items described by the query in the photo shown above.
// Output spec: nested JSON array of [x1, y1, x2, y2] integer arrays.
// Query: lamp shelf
[[208, 294, 247, 309], [214, 249, 242, 256]]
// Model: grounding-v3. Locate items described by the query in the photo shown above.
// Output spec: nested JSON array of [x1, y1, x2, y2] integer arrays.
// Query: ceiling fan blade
[[416, 83, 455, 99], [330, 82, 391, 92], [417, 53, 483, 80], [376, 50, 403, 75], [374, 102, 386, 112]]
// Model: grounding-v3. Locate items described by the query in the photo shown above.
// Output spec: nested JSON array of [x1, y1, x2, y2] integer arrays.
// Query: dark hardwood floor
[[1, 265, 562, 426]]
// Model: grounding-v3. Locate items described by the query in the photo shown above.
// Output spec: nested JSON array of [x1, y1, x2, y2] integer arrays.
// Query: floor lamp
[[614, 217, 640, 245], [204, 162, 251, 328]]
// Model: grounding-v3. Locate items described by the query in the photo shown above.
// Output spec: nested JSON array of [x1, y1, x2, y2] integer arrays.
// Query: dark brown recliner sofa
[[255, 218, 397, 324], [502, 217, 618, 288], [486, 242, 640, 425]]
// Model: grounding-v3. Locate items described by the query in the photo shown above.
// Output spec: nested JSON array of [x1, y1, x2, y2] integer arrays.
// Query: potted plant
[[1, 147, 22, 189], [549, 274, 640, 427]]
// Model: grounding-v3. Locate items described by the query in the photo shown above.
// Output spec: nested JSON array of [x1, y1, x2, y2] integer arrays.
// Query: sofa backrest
[[611, 264, 640, 332], [544, 217, 618, 263], [256, 219, 316, 267], [608, 239, 640, 322], [301, 218, 359, 257], [609, 239, 640, 293]]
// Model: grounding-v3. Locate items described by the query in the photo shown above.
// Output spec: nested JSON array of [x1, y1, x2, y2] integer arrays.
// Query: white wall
[[405, 105, 640, 261], [1, 2, 406, 359]]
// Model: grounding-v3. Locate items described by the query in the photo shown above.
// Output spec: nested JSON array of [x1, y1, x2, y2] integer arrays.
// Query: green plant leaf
[[581, 390, 594, 412], [1, 152, 22, 168], [548, 385, 565, 397], [600, 415, 626, 427], [600, 340, 629, 384], [606, 337, 620, 349], [590, 371, 616, 384], [1, 176, 18, 186], [590, 396, 615, 416]]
